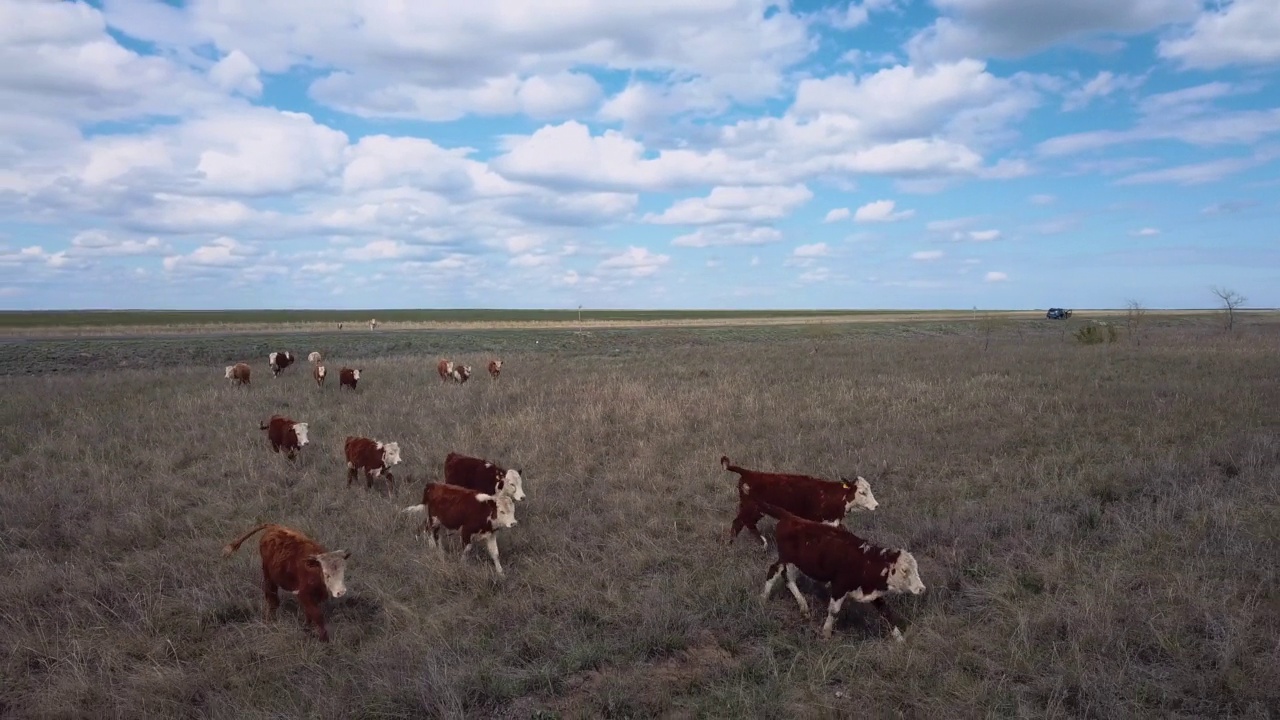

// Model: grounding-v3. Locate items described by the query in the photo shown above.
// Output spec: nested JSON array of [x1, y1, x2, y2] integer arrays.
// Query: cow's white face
[[502, 468, 526, 501], [492, 493, 517, 529], [317, 366, 326, 378], [292, 422, 309, 447], [225, 366, 235, 378], [269, 352, 279, 365], [352, 369, 361, 381], [887, 551, 925, 595], [494, 360, 503, 370], [381, 441, 401, 466], [310, 550, 350, 598], [844, 476, 878, 512]]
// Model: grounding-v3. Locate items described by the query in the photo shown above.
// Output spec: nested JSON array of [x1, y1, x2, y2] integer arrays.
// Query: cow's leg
[[460, 529, 475, 557], [346, 464, 357, 487], [761, 560, 785, 602], [383, 470, 394, 497], [482, 533, 504, 576], [784, 564, 809, 616], [365, 468, 375, 489], [871, 597, 906, 642], [262, 571, 280, 622], [821, 594, 846, 639], [740, 505, 768, 548], [301, 600, 330, 642], [430, 522, 444, 553]]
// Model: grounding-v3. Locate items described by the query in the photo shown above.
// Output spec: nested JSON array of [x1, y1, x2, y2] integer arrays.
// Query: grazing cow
[[757, 502, 924, 640], [437, 359, 454, 382], [225, 362, 251, 385], [487, 359, 503, 379], [260, 415, 310, 461], [268, 351, 295, 377], [308, 351, 323, 364], [401, 481, 518, 576], [339, 367, 361, 390], [444, 451, 527, 501], [344, 436, 402, 495], [221, 523, 350, 642], [313, 364, 327, 387], [721, 455, 878, 547]]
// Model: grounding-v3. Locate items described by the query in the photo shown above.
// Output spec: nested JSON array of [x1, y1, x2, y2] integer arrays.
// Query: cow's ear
[[340, 550, 351, 560], [305, 556, 321, 568], [840, 477, 852, 489]]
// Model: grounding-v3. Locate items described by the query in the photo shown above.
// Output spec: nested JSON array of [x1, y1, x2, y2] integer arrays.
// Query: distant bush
[[1074, 322, 1119, 345]]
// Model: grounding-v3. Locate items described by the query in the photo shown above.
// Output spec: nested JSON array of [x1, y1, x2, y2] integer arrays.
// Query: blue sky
[[1, 0, 1277, 311]]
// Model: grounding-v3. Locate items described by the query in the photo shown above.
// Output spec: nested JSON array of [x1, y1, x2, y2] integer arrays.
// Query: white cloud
[[1130, 227, 1160, 237], [596, 246, 670, 277], [341, 240, 427, 261], [984, 271, 1009, 282], [1159, 0, 1280, 69], [1062, 71, 1146, 111], [312, 71, 604, 122], [162, 237, 253, 272], [912, 250, 944, 261], [1029, 193, 1056, 205], [967, 229, 1001, 241], [823, 207, 851, 223], [68, 230, 166, 256], [300, 262, 343, 274], [645, 185, 813, 225], [209, 50, 263, 97], [907, 0, 1200, 62], [854, 199, 915, 223], [670, 224, 783, 248], [793, 242, 830, 258]]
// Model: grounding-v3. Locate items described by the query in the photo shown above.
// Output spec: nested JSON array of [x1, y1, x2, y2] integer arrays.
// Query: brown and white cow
[[369, 318, 378, 331], [344, 436, 402, 495], [339, 367, 361, 390], [444, 451, 526, 501], [756, 502, 924, 640], [260, 414, 310, 460], [401, 480, 518, 576], [436, 359, 471, 384], [487, 359, 503, 379], [436, 359, 454, 382], [313, 364, 327, 387], [221, 523, 350, 642], [268, 351, 295, 377], [721, 455, 878, 547], [308, 351, 323, 364], [225, 362, 251, 385]]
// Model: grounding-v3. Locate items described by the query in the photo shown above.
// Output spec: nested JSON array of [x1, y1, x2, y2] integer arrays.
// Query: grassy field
[[1, 314, 1277, 719]]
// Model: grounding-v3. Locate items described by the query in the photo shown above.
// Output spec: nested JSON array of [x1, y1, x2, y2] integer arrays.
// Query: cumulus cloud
[[162, 237, 253, 272], [1159, 0, 1280, 69], [854, 199, 915, 223], [824, 208, 851, 223], [911, 250, 944, 261], [984, 271, 1009, 282], [1130, 227, 1161, 237], [645, 185, 813, 225], [670, 225, 783, 248], [596, 246, 670, 277]]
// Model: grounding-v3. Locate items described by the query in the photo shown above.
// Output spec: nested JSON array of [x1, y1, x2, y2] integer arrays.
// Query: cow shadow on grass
[[203, 594, 384, 633]]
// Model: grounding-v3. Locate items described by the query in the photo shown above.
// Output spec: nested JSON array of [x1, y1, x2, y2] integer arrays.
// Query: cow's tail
[[222, 523, 272, 558], [259, 421, 270, 431], [400, 504, 427, 517], [720, 455, 747, 476], [755, 501, 799, 523]]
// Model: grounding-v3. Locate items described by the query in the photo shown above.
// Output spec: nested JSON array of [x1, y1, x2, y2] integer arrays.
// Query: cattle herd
[[218, 350, 926, 645]]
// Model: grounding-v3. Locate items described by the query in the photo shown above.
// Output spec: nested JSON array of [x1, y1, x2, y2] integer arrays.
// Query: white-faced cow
[[225, 362, 251, 385], [401, 480, 518, 576], [444, 451, 526, 501], [339, 367, 361, 390], [313, 364, 327, 387], [757, 502, 925, 640], [260, 414, 309, 461], [369, 318, 378, 331], [721, 455, 878, 547], [487, 359, 503, 379], [221, 523, 350, 642], [344, 436, 402, 495], [436, 359, 454, 382], [308, 351, 323, 364], [268, 351, 295, 377]]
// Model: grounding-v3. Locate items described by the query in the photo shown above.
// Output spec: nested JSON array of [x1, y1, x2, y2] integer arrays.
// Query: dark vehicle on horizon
[[1046, 308, 1073, 320]]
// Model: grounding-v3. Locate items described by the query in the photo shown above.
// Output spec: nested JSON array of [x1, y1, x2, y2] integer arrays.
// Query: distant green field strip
[[0, 309, 937, 328]]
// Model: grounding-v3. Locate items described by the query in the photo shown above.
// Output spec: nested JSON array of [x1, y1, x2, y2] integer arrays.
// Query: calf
[[221, 523, 350, 642], [339, 367, 361, 390], [444, 451, 526, 501], [757, 502, 924, 640], [487, 359, 503, 379], [308, 351, 323, 364], [437, 359, 454, 382], [225, 362, 251, 385], [260, 414, 310, 460], [268, 351, 295, 377], [313, 364, 327, 387], [721, 455, 878, 547], [401, 481, 518, 576], [344, 436, 402, 495]]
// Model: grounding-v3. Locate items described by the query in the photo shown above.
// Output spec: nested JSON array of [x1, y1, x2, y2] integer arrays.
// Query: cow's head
[[492, 491, 518, 529], [269, 352, 278, 365], [886, 550, 925, 595], [292, 422, 310, 447], [841, 476, 878, 512], [225, 365, 235, 378], [351, 368, 361, 380], [317, 365, 326, 377], [493, 360, 503, 370], [501, 468, 526, 501], [285, 351, 294, 361], [307, 549, 351, 598], [380, 441, 402, 466]]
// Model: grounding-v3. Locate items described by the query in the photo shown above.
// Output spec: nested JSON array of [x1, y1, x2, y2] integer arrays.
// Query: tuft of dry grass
[[1, 321, 1278, 719]]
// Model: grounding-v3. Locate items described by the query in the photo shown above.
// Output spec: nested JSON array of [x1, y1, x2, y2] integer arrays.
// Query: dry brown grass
[[1, 321, 1277, 719]]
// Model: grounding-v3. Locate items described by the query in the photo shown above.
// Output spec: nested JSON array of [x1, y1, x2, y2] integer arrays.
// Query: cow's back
[[258, 526, 324, 594], [740, 472, 838, 519]]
